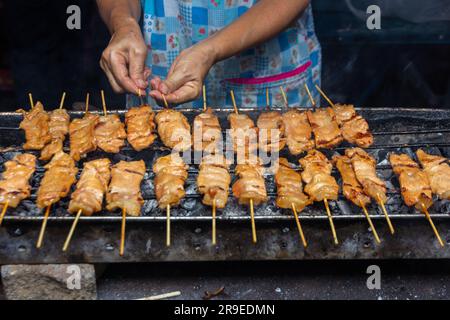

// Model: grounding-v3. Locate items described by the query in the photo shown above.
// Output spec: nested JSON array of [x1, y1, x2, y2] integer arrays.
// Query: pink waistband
[[224, 60, 312, 85]]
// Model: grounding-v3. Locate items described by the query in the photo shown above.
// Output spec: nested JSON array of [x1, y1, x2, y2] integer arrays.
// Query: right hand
[[100, 19, 150, 93]]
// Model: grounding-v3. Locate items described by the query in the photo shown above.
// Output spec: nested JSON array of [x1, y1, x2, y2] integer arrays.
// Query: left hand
[[149, 43, 216, 105]]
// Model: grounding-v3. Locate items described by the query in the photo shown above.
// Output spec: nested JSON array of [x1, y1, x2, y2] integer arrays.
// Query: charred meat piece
[[228, 113, 258, 155], [155, 109, 192, 152], [307, 108, 343, 149], [36, 151, 77, 208], [153, 154, 188, 209], [257, 111, 286, 152], [106, 160, 146, 216], [0, 153, 36, 209], [232, 159, 267, 206], [333, 104, 373, 148], [197, 154, 230, 209], [69, 113, 99, 161], [345, 148, 387, 204], [299, 150, 339, 202], [17, 102, 52, 150], [125, 105, 157, 151], [282, 109, 314, 155], [40, 109, 70, 161], [94, 114, 127, 153], [389, 153, 433, 210], [416, 149, 450, 200], [333, 154, 371, 207], [68, 158, 111, 216], [193, 108, 222, 154], [275, 158, 311, 211]]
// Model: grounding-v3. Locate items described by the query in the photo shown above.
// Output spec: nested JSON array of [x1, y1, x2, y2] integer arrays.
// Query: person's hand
[[100, 18, 150, 93], [149, 43, 216, 105]]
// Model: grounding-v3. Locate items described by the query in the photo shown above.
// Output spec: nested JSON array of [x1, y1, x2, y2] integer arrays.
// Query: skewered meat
[[389, 153, 433, 210], [232, 159, 267, 206], [125, 105, 157, 151], [69, 113, 99, 161], [193, 108, 222, 153], [275, 157, 311, 211], [94, 114, 127, 153], [68, 158, 111, 216], [106, 160, 146, 216], [333, 104, 373, 148], [153, 153, 188, 209], [257, 111, 286, 152], [17, 102, 52, 150], [40, 109, 70, 161], [155, 109, 192, 152], [307, 108, 343, 149], [333, 154, 371, 207], [416, 149, 450, 200], [345, 148, 387, 204], [299, 150, 339, 201], [282, 109, 314, 155], [197, 154, 230, 209], [36, 151, 77, 208], [0, 153, 36, 209], [228, 113, 258, 155]]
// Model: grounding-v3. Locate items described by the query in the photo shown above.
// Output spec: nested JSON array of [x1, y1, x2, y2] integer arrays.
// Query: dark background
[[0, 0, 449, 110]]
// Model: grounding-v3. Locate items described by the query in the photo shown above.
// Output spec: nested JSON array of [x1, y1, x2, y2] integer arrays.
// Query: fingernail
[[160, 84, 169, 94]]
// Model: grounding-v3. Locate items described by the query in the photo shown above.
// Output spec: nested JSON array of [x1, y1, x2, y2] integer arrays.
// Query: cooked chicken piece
[[416, 149, 450, 200], [345, 148, 386, 203], [197, 154, 230, 209], [0, 153, 36, 209], [257, 111, 286, 152], [275, 158, 311, 211], [69, 113, 99, 161], [282, 109, 315, 155], [36, 151, 77, 208], [125, 105, 157, 151], [106, 160, 146, 216], [232, 159, 267, 206], [333, 154, 371, 207], [68, 158, 111, 216], [389, 153, 433, 210], [155, 109, 192, 151], [333, 104, 373, 148], [228, 113, 258, 155], [307, 108, 343, 149], [153, 154, 188, 209], [40, 109, 70, 161], [17, 102, 52, 150], [193, 108, 222, 154], [299, 150, 339, 201], [94, 114, 127, 153]]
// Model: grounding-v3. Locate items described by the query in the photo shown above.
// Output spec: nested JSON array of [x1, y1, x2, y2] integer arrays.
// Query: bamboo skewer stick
[[85, 93, 90, 113], [230, 90, 238, 114], [360, 200, 381, 244], [166, 204, 171, 247], [315, 85, 336, 108], [137, 88, 145, 105], [249, 198, 257, 243], [377, 194, 395, 235], [212, 199, 217, 245], [203, 85, 207, 112], [100, 90, 107, 116], [162, 94, 169, 108], [120, 207, 127, 256], [280, 86, 288, 108], [421, 202, 444, 247], [62, 209, 83, 252], [0, 200, 9, 226], [304, 83, 316, 110], [266, 88, 270, 108], [59, 92, 66, 109], [324, 198, 338, 245], [28, 93, 34, 109], [291, 203, 307, 247], [36, 205, 51, 249]]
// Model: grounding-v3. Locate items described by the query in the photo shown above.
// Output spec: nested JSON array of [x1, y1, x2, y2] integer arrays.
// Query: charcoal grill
[[0, 107, 449, 264]]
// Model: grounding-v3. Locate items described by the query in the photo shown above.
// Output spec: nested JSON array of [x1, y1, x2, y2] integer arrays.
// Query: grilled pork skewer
[[193, 108, 222, 154], [125, 104, 157, 151], [416, 149, 450, 200], [257, 111, 286, 153], [17, 102, 52, 150], [40, 109, 70, 161], [307, 108, 343, 149], [228, 112, 258, 156], [69, 112, 99, 161], [282, 109, 315, 155], [333, 104, 373, 148], [155, 109, 192, 152], [0, 153, 37, 224], [94, 114, 127, 153]]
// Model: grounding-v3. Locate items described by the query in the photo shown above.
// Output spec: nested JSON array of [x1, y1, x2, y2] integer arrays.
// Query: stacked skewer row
[[0, 85, 449, 257]]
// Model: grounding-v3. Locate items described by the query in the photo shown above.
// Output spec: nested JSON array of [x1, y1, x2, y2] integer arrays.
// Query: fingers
[[150, 82, 200, 105], [159, 68, 188, 95], [100, 58, 125, 93], [129, 46, 149, 89]]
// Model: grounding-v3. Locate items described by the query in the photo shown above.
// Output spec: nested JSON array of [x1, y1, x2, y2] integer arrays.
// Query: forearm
[[96, 0, 141, 34], [205, 0, 310, 62]]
